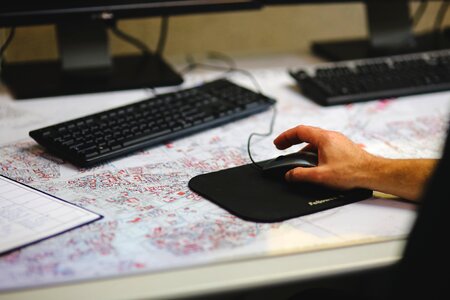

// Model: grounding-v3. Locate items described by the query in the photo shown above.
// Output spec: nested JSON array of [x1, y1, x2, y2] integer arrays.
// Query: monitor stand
[[2, 21, 183, 99], [311, 0, 450, 61]]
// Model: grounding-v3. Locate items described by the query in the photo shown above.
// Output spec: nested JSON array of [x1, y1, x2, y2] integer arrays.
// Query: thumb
[[285, 167, 322, 184]]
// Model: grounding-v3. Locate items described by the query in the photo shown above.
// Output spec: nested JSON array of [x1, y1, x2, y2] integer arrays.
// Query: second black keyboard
[[30, 79, 276, 167], [289, 50, 450, 106]]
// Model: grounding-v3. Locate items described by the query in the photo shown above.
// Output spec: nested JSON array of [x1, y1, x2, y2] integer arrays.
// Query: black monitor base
[[2, 54, 183, 99], [312, 30, 450, 62]]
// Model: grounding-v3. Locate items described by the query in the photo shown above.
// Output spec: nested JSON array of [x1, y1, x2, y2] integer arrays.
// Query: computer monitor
[[264, 0, 450, 61], [0, 1, 261, 99]]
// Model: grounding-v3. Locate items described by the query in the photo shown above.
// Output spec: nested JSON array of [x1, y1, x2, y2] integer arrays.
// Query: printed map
[[0, 69, 449, 290]]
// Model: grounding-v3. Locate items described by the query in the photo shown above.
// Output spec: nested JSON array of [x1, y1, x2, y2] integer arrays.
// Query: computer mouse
[[262, 151, 318, 178]]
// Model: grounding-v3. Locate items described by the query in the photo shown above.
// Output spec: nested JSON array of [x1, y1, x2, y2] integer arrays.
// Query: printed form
[[0, 175, 101, 255]]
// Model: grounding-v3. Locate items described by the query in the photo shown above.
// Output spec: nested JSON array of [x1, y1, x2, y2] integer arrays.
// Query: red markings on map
[[181, 147, 247, 172], [0, 141, 61, 183], [146, 219, 260, 255], [210, 136, 221, 144], [367, 115, 448, 149], [376, 99, 392, 110], [74, 221, 118, 256], [134, 262, 145, 269]]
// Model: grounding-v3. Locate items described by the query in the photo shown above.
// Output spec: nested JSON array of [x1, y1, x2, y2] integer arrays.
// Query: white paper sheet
[[0, 175, 101, 255]]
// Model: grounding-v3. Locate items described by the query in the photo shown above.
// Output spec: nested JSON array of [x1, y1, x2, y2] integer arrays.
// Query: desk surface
[[0, 52, 449, 300]]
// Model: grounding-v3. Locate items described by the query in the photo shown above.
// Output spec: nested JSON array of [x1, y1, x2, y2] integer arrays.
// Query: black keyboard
[[289, 50, 450, 106], [30, 79, 276, 167]]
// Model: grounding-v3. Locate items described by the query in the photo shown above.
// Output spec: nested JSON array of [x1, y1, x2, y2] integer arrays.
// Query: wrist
[[354, 156, 437, 201], [354, 153, 387, 190]]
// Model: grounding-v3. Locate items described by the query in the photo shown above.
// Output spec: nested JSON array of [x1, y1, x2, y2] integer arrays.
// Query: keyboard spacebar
[[122, 129, 172, 147]]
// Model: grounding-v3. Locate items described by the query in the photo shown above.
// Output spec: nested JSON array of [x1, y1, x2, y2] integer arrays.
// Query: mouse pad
[[188, 163, 373, 223]]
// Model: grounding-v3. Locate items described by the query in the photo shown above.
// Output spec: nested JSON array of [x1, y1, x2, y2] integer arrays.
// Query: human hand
[[273, 125, 376, 190]]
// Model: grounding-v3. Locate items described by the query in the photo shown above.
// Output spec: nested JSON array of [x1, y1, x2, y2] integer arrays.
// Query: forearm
[[359, 156, 438, 201]]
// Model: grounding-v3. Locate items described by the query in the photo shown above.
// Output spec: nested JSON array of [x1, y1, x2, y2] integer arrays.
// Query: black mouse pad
[[188, 163, 373, 223]]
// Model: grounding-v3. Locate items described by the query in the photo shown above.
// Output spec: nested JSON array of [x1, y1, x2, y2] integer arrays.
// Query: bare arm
[[273, 125, 438, 201], [361, 157, 437, 201]]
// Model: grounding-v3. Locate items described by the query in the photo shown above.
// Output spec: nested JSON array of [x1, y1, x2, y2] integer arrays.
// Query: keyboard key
[[29, 79, 276, 167], [290, 50, 450, 106]]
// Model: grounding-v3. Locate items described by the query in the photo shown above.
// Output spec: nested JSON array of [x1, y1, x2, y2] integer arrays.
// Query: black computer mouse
[[262, 151, 318, 178]]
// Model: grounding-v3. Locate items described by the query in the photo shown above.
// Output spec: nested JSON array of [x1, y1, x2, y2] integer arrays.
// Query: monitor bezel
[[0, 0, 261, 27]]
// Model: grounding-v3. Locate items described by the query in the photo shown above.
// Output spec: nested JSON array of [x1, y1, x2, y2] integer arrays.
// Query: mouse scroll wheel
[[275, 155, 286, 161]]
